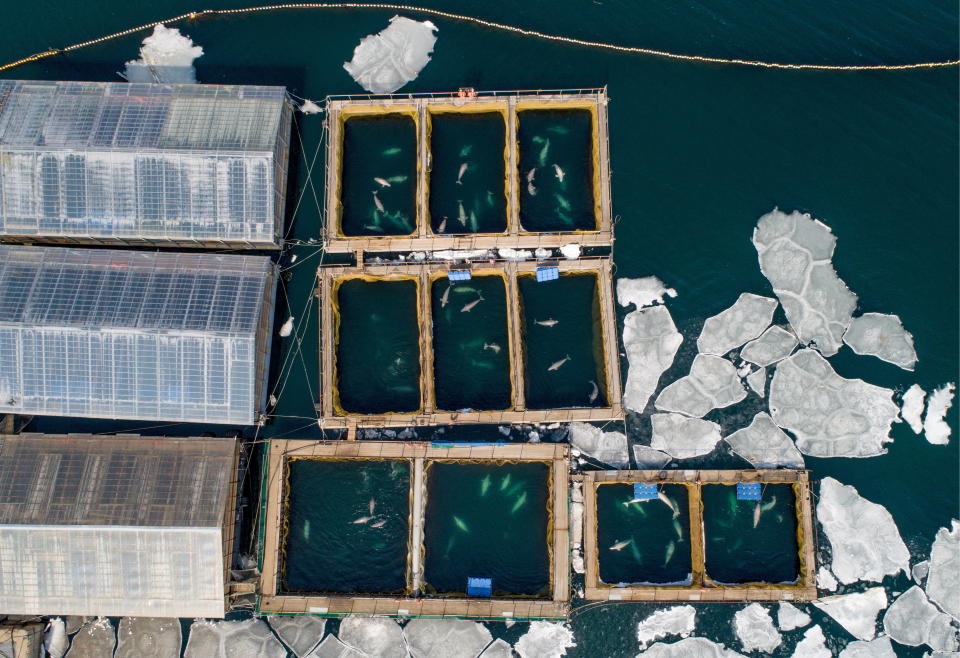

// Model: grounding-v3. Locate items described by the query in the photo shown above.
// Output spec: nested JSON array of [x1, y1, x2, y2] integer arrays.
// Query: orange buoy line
[[0, 3, 957, 73]]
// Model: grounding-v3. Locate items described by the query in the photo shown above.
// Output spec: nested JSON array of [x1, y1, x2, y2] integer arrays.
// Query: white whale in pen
[[460, 293, 485, 313], [456, 162, 468, 184], [548, 355, 571, 371]]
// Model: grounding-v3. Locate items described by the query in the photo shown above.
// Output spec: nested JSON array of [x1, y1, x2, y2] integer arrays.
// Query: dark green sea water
[[4, 0, 957, 655]]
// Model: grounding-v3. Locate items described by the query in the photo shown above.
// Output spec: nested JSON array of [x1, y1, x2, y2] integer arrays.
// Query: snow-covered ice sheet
[[641, 637, 745, 657], [404, 619, 492, 658], [567, 422, 629, 468], [44, 619, 67, 658], [655, 354, 747, 418], [650, 413, 722, 459], [753, 209, 857, 356], [308, 635, 364, 658], [338, 618, 407, 658], [632, 444, 672, 469], [267, 616, 326, 658], [770, 349, 900, 458], [498, 247, 533, 260], [817, 566, 839, 592], [432, 249, 492, 261], [883, 586, 958, 652], [902, 384, 927, 434], [843, 313, 918, 370], [115, 617, 182, 658], [184, 619, 286, 658], [740, 325, 799, 367], [733, 604, 782, 653], [343, 16, 438, 94], [697, 293, 777, 356], [124, 24, 203, 83], [792, 625, 831, 658], [817, 477, 909, 584], [617, 276, 677, 310], [813, 587, 886, 641], [723, 412, 804, 468], [560, 244, 581, 259], [515, 622, 576, 658], [924, 383, 956, 445], [777, 602, 811, 631], [746, 367, 767, 396], [622, 305, 683, 413], [479, 639, 513, 658], [838, 637, 896, 658], [65, 619, 116, 658], [636, 605, 696, 648], [926, 520, 960, 620]]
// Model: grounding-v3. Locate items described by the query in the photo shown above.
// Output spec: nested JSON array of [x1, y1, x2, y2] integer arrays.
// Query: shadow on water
[[428, 111, 508, 234], [702, 483, 799, 584], [517, 108, 595, 232], [335, 278, 420, 413], [340, 114, 417, 236], [431, 275, 512, 411], [283, 459, 410, 594], [423, 461, 550, 597], [519, 272, 607, 409], [597, 483, 692, 585]]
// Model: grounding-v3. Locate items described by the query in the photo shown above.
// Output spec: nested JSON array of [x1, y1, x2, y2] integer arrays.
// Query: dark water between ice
[[7, 0, 957, 654]]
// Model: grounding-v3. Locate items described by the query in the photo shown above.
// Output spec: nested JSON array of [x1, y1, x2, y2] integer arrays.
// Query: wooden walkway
[[315, 257, 623, 429], [259, 440, 570, 619], [581, 469, 818, 602], [322, 90, 613, 253]]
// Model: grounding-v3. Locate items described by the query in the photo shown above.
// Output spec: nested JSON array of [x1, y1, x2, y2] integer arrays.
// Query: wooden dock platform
[[315, 257, 624, 429], [322, 89, 613, 254], [581, 469, 818, 602], [258, 440, 570, 619]]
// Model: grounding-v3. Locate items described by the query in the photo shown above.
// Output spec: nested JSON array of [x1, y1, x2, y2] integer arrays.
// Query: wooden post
[[320, 276, 334, 417], [419, 269, 436, 414], [506, 96, 520, 238], [687, 483, 706, 588], [505, 263, 526, 411]]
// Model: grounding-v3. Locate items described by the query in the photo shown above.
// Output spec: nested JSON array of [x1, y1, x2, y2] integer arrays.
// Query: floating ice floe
[[633, 444, 672, 469], [753, 209, 857, 357], [566, 422, 629, 468], [926, 520, 960, 621], [498, 247, 533, 260], [902, 384, 927, 434], [343, 16, 438, 94], [570, 497, 585, 573], [791, 625, 831, 658], [338, 617, 407, 658], [560, 243, 581, 259], [843, 313, 918, 370], [432, 249, 492, 261], [479, 639, 514, 658], [66, 618, 116, 657], [279, 316, 295, 337], [267, 615, 326, 657], [746, 367, 767, 396], [64, 617, 88, 635], [617, 276, 678, 310], [124, 24, 203, 83], [650, 413, 722, 459], [733, 604, 782, 653], [723, 412, 804, 469], [308, 634, 364, 657], [777, 602, 812, 631], [300, 99, 323, 115], [44, 619, 68, 658], [697, 293, 778, 356], [535, 248, 553, 259], [923, 383, 956, 445], [883, 586, 959, 652], [654, 354, 747, 418], [740, 326, 799, 367], [622, 305, 684, 413], [838, 637, 896, 658], [184, 619, 286, 658], [769, 349, 900, 458], [813, 587, 886, 641], [817, 566, 839, 592], [514, 621, 576, 658], [816, 477, 910, 584], [641, 637, 745, 657], [913, 560, 930, 584], [636, 605, 696, 648], [115, 617, 182, 657], [403, 619, 492, 658]]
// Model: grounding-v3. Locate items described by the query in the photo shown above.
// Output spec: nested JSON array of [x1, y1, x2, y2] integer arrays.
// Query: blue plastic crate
[[736, 482, 762, 500], [535, 266, 559, 282], [448, 269, 472, 281], [466, 577, 492, 597], [633, 482, 659, 500]]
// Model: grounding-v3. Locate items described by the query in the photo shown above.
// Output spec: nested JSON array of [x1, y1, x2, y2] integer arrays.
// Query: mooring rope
[[0, 3, 956, 73]]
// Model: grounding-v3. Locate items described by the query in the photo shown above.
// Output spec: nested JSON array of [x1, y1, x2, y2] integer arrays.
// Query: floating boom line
[[0, 3, 957, 73]]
